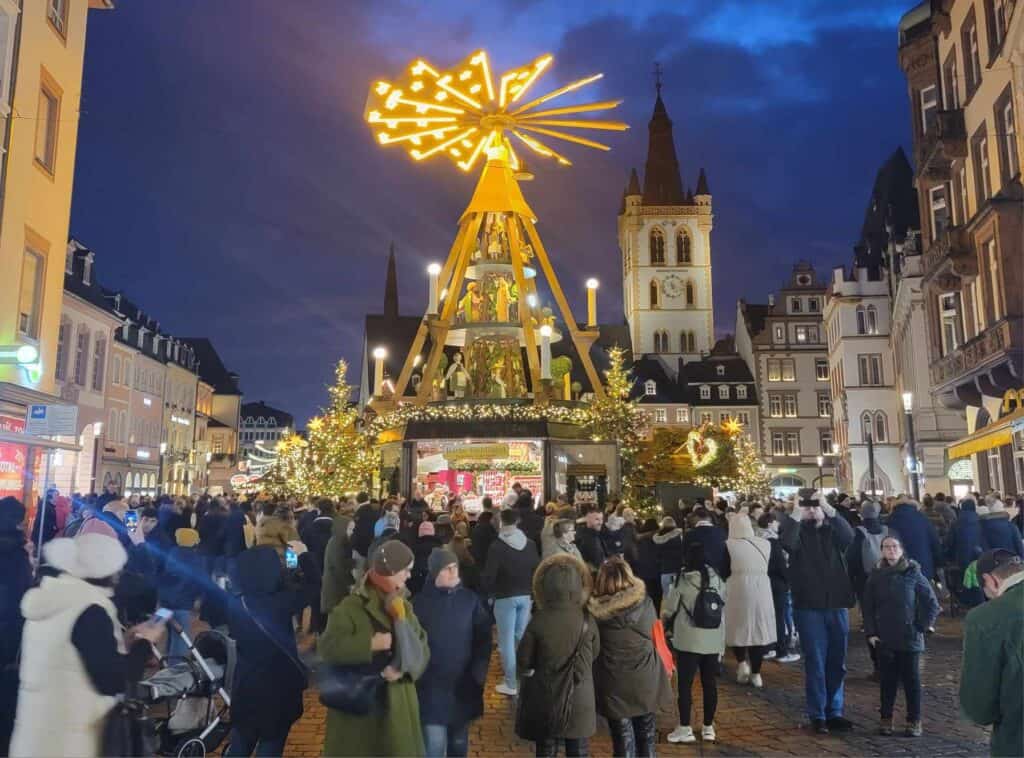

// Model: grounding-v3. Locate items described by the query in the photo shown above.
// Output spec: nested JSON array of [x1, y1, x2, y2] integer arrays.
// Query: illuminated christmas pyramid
[[364, 50, 626, 408]]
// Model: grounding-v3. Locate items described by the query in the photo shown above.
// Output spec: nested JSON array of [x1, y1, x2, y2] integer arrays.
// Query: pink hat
[[419, 520, 436, 537]]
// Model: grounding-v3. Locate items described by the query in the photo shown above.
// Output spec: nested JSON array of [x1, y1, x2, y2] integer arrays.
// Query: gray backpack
[[857, 526, 887, 573]]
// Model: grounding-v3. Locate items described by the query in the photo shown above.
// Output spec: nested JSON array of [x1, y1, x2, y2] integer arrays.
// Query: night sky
[[69, 1, 913, 425]]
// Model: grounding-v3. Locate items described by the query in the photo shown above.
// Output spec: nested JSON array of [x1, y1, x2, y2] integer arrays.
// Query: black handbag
[[317, 663, 386, 715], [101, 699, 157, 757]]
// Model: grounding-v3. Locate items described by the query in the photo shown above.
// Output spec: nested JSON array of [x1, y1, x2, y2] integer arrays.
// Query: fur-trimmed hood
[[532, 552, 592, 610], [587, 575, 647, 621], [652, 528, 682, 545]]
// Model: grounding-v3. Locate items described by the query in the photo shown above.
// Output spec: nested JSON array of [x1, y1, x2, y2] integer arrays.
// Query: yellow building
[[0, 1, 112, 510]]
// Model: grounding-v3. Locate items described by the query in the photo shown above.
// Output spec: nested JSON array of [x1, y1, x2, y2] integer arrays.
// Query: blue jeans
[[224, 728, 288, 756], [783, 592, 795, 640], [660, 572, 676, 598], [423, 723, 469, 757], [167, 609, 193, 660], [494, 595, 531, 688], [793, 608, 848, 721]]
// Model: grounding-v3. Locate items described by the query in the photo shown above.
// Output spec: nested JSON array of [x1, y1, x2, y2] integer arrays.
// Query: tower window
[[685, 281, 695, 307], [650, 280, 660, 309], [700, 385, 711, 400], [650, 228, 665, 265], [676, 231, 691, 264]]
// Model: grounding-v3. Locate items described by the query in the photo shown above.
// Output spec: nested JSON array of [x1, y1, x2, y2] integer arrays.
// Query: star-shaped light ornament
[[365, 50, 627, 173]]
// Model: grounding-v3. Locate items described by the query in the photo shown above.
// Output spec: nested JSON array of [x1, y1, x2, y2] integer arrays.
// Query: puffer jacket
[[588, 575, 666, 720], [946, 500, 985, 569], [515, 553, 600, 742], [979, 512, 1024, 558], [862, 558, 939, 652], [652, 527, 684, 576]]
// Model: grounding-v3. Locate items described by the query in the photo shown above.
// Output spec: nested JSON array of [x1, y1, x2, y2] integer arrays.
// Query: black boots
[[609, 714, 658, 758]]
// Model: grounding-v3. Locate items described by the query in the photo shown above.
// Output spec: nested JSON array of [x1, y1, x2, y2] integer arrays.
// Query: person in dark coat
[[409, 521, 444, 596], [29, 488, 59, 552], [222, 503, 248, 558], [885, 499, 942, 580], [944, 498, 986, 607], [681, 507, 727, 577], [299, 501, 336, 632], [575, 509, 609, 570], [320, 514, 354, 618], [515, 491, 544, 554], [587, 557, 665, 757], [845, 500, 887, 676], [862, 535, 940, 737], [412, 548, 491, 757], [224, 546, 306, 756], [351, 494, 380, 561], [778, 498, 855, 734], [654, 517, 685, 596], [0, 497, 32, 755], [469, 511, 497, 566], [515, 553, 600, 757], [159, 528, 205, 659], [979, 501, 1024, 558]]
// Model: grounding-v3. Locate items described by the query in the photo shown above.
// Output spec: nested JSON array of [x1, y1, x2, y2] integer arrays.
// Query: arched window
[[874, 411, 888, 442], [676, 231, 691, 264], [866, 305, 878, 334], [687, 332, 696, 352], [650, 228, 665, 265], [679, 332, 688, 353], [861, 411, 873, 441], [654, 330, 670, 353], [685, 281, 695, 307], [650, 280, 660, 309], [856, 306, 866, 335]]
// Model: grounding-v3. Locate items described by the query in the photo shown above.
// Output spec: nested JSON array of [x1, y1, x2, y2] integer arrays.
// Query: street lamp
[[158, 441, 167, 496], [585, 278, 599, 327], [902, 391, 920, 501], [372, 346, 387, 397], [816, 455, 824, 489], [427, 263, 441, 315]]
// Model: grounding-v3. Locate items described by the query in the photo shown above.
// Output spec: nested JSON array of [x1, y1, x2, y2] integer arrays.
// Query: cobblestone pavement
[[283, 611, 989, 757]]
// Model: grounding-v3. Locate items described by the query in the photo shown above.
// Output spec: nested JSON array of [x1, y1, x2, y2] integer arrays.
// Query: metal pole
[[905, 410, 920, 501], [157, 451, 164, 496], [867, 432, 876, 496]]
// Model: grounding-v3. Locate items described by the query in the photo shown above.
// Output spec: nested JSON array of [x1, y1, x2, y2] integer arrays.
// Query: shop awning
[[947, 407, 1024, 460], [0, 430, 81, 452]]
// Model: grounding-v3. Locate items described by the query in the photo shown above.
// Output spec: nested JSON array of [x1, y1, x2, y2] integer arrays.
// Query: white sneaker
[[750, 673, 763, 688], [495, 682, 518, 696], [736, 660, 751, 684], [763, 649, 777, 660], [776, 653, 801, 664], [702, 725, 717, 742], [667, 726, 696, 744]]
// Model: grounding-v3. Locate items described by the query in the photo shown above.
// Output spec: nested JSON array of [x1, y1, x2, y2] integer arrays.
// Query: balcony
[[916, 109, 967, 181], [930, 318, 1024, 407], [922, 226, 976, 288]]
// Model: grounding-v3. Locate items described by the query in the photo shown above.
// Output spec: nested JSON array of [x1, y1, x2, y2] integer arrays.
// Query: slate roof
[[241, 401, 294, 428], [179, 338, 241, 395]]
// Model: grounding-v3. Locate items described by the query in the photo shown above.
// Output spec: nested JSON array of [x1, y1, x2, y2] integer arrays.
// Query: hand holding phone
[[285, 546, 298, 569]]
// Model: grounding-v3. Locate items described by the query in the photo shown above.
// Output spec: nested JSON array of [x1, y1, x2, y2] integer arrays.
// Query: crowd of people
[[0, 482, 1021, 757]]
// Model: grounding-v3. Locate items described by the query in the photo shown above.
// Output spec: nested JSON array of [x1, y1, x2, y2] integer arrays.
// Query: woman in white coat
[[10, 533, 164, 757], [722, 511, 779, 688]]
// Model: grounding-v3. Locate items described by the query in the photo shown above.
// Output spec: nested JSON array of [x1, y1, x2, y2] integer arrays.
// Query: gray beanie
[[370, 539, 414, 576], [861, 501, 881, 520], [427, 546, 458, 579]]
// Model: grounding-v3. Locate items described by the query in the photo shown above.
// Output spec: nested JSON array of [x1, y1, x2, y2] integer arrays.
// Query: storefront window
[[414, 439, 544, 513]]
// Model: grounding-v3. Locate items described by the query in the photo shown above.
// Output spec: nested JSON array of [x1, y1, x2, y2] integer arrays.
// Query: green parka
[[959, 576, 1024, 757], [318, 576, 429, 757], [320, 515, 354, 616]]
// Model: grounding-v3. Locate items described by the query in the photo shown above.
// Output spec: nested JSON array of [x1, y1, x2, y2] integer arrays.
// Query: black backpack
[[681, 565, 724, 630]]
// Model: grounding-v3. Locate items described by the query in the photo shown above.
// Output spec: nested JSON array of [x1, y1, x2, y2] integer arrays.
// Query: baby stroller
[[135, 621, 235, 757]]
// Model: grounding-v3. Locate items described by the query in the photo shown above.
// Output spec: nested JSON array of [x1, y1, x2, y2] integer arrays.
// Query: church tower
[[618, 81, 714, 378]]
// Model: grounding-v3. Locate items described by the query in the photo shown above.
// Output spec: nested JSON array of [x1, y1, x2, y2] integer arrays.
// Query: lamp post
[[539, 324, 552, 380], [205, 450, 212, 490], [866, 431, 877, 497], [585, 278, 599, 327], [158, 441, 167, 495], [372, 346, 387, 397], [427, 263, 441, 315], [816, 455, 824, 490], [902, 391, 921, 501]]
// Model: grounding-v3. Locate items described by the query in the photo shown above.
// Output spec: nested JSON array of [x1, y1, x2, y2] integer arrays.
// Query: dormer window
[[83, 254, 93, 286], [700, 384, 711, 400], [718, 385, 729, 399], [644, 380, 656, 396], [737, 385, 748, 399], [715, 365, 725, 376]]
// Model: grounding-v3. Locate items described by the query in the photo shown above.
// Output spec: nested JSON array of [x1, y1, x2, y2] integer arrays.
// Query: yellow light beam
[[411, 127, 479, 161], [470, 50, 496, 103], [378, 125, 462, 146], [509, 54, 553, 103], [516, 124, 612, 151], [367, 114, 460, 125], [456, 133, 488, 172], [509, 73, 603, 116], [515, 100, 624, 119], [436, 74, 484, 112], [515, 118, 629, 131], [392, 95, 468, 116], [510, 129, 572, 166]]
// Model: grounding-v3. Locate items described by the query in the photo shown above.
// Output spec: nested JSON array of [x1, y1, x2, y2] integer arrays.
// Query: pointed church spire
[[626, 167, 641, 195], [383, 242, 399, 320], [641, 77, 685, 205], [695, 167, 710, 195]]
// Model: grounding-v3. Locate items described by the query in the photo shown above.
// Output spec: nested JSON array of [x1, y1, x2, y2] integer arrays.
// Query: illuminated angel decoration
[[364, 50, 627, 172]]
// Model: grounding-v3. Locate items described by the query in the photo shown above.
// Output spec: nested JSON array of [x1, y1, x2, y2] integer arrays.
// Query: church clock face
[[662, 274, 684, 299]]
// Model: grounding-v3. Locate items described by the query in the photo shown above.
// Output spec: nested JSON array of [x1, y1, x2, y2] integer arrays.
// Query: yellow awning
[[947, 406, 1024, 459]]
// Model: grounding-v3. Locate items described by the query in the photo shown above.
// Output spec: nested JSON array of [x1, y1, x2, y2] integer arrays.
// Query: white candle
[[372, 347, 387, 396], [586, 278, 598, 327], [539, 324, 552, 380], [427, 263, 441, 315]]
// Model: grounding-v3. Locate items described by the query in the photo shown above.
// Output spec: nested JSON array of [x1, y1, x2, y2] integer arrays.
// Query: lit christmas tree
[[715, 432, 771, 500]]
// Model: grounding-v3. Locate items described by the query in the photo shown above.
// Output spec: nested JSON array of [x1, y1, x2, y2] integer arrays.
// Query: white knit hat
[[43, 533, 127, 580]]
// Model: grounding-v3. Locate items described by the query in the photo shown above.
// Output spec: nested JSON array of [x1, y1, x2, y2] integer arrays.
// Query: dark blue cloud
[[70, 1, 912, 424]]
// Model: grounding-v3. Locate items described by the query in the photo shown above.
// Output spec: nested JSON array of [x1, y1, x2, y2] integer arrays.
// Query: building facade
[[618, 90, 715, 375], [182, 338, 242, 493], [825, 267, 904, 496], [898, 0, 1023, 495], [161, 349, 200, 496], [239, 400, 294, 480], [0, 0, 111, 509], [736, 263, 834, 495]]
